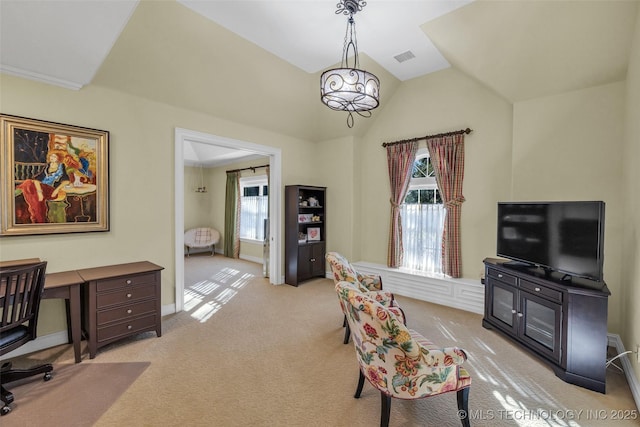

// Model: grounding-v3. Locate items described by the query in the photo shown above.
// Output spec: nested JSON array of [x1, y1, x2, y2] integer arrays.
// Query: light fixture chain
[[341, 17, 360, 69]]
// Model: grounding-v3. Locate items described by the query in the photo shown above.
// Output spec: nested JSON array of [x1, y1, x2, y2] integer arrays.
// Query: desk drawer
[[486, 267, 517, 286], [520, 279, 562, 303], [96, 272, 156, 292], [97, 314, 157, 343], [96, 284, 156, 308], [97, 299, 157, 326]]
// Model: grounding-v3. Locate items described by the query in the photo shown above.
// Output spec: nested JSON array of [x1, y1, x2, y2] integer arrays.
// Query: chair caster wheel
[[1, 405, 11, 416], [44, 372, 52, 381]]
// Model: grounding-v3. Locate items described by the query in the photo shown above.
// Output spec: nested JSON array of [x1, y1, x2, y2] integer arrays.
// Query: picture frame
[[307, 227, 321, 241], [298, 213, 313, 223], [1, 114, 109, 236]]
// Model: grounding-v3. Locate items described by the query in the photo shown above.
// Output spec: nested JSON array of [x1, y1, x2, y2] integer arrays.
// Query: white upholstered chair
[[184, 227, 220, 256]]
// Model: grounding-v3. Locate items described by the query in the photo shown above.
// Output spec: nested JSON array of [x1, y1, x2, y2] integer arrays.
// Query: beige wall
[[355, 67, 514, 280], [184, 165, 214, 231], [512, 81, 626, 333], [0, 74, 316, 334], [315, 136, 358, 260], [622, 5, 640, 385]]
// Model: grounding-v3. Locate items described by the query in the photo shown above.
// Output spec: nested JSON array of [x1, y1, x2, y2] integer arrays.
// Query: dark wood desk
[[2, 259, 162, 361], [1, 258, 84, 363], [42, 270, 85, 363]]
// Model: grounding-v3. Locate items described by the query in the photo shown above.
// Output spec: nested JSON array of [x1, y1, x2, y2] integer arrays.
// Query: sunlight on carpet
[[184, 266, 255, 323]]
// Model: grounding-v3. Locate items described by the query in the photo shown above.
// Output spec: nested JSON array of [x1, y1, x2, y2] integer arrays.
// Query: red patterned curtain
[[386, 141, 419, 267], [426, 134, 466, 277]]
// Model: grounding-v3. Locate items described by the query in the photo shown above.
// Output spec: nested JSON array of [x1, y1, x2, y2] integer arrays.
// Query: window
[[401, 148, 445, 274], [240, 175, 268, 241]]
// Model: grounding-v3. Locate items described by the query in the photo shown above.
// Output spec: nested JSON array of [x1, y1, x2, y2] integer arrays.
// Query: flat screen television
[[496, 201, 605, 282]]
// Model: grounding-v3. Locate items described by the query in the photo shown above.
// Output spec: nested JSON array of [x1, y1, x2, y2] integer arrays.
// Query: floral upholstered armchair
[[335, 281, 472, 427], [326, 251, 383, 292], [326, 252, 405, 344]]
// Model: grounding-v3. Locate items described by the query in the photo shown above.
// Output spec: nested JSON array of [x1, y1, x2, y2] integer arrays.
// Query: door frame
[[174, 127, 283, 312]]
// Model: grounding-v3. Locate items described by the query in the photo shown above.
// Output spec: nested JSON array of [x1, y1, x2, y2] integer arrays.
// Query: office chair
[[1, 261, 53, 416]]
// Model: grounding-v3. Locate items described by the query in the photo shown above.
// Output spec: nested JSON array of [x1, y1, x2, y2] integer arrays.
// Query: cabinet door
[[297, 245, 313, 281], [518, 291, 562, 363], [310, 243, 325, 277], [487, 279, 518, 334]]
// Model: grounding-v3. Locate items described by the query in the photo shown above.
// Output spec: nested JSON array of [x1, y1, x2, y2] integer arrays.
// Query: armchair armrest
[[387, 306, 406, 325], [357, 273, 382, 291], [419, 345, 468, 367], [409, 329, 468, 365], [363, 290, 394, 306]]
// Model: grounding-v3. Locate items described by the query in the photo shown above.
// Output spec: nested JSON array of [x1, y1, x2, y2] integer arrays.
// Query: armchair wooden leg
[[354, 370, 365, 398], [380, 392, 392, 427], [457, 387, 470, 427], [343, 323, 351, 344]]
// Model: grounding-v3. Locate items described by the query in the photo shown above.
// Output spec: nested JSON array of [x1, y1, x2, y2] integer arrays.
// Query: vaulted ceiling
[[1, 0, 638, 145]]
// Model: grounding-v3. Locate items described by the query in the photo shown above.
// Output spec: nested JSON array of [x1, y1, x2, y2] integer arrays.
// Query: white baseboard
[[608, 334, 640, 409], [2, 305, 178, 361], [0, 330, 69, 361], [162, 303, 176, 317], [351, 261, 485, 314]]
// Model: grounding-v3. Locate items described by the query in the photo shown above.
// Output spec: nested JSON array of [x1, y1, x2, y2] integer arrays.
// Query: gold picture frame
[[1, 114, 109, 236]]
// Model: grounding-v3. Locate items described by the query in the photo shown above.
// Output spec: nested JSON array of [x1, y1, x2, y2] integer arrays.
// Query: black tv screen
[[497, 201, 605, 282]]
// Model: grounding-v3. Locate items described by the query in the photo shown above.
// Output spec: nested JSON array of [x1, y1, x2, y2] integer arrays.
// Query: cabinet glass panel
[[524, 299, 555, 350], [492, 286, 514, 326]]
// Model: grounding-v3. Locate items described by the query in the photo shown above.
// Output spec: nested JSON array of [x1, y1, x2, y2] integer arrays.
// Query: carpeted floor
[[2, 255, 638, 426], [2, 362, 149, 427]]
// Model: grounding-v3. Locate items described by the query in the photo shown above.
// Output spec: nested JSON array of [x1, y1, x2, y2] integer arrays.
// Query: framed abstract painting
[[0, 114, 109, 236]]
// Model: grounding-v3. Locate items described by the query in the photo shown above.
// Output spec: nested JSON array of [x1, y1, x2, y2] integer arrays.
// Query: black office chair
[[0, 261, 53, 416]]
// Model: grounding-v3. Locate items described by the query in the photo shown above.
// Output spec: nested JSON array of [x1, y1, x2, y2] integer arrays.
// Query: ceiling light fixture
[[196, 165, 207, 193], [320, 0, 380, 128]]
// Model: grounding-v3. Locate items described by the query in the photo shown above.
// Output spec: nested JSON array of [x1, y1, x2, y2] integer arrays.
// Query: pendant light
[[320, 0, 380, 128]]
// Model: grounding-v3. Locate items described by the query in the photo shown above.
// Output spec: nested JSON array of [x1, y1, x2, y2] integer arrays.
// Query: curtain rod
[[381, 128, 472, 148], [226, 164, 269, 174]]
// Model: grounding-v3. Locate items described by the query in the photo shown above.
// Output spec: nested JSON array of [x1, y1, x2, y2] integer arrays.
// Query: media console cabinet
[[482, 258, 610, 393]]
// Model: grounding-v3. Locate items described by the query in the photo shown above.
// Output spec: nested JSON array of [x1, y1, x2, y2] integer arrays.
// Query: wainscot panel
[[350, 262, 484, 314]]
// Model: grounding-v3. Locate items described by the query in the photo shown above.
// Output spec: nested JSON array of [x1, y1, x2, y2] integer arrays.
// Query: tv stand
[[502, 260, 532, 269], [482, 258, 610, 393]]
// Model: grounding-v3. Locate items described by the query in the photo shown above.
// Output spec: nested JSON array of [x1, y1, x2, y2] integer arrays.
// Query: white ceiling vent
[[394, 50, 416, 63]]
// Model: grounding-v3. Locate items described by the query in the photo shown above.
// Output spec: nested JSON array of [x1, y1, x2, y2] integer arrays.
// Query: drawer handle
[[127, 325, 132, 330], [127, 309, 132, 314], [126, 279, 132, 285], [127, 293, 132, 298], [310, 258, 316, 262], [517, 312, 523, 318], [511, 309, 517, 314], [498, 274, 503, 278], [534, 287, 541, 292]]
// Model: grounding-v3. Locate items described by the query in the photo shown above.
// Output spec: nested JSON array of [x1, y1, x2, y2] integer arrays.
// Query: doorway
[[174, 128, 283, 312]]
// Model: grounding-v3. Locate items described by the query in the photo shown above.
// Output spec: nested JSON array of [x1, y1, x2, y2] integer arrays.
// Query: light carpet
[[2, 255, 637, 426], [2, 362, 149, 427]]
